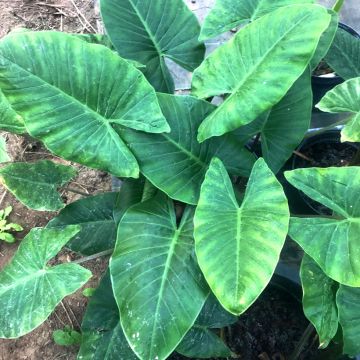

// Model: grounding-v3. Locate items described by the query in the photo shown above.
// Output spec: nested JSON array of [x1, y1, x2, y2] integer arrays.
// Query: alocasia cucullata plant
[[0, 0, 359, 358]]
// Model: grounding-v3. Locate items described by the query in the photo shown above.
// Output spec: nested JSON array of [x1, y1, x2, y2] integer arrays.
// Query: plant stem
[[64, 187, 90, 197], [290, 323, 315, 360], [72, 249, 113, 264], [304, 118, 349, 139], [332, 0, 345, 13]]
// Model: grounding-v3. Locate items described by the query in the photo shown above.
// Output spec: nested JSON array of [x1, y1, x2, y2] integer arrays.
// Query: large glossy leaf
[[192, 4, 331, 142], [176, 294, 237, 358], [0, 89, 25, 134], [232, 70, 311, 173], [0, 31, 169, 178], [336, 285, 360, 356], [110, 193, 209, 360], [0, 226, 91, 338], [48, 192, 120, 255], [285, 167, 360, 286], [316, 77, 360, 142], [118, 94, 255, 205], [200, 0, 314, 41], [194, 158, 289, 315], [300, 255, 338, 348], [325, 26, 360, 80], [0, 160, 76, 211], [78, 272, 137, 360], [100, 0, 205, 93]]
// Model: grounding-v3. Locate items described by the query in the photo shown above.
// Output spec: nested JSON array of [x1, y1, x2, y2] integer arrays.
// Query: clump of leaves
[[53, 326, 82, 346], [0, 206, 23, 243]]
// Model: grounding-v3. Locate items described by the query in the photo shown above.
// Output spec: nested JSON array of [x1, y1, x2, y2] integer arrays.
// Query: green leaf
[[110, 193, 209, 360], [316, 77, 360, 142], [53, 327, 82, 346], [176, 293, 237, 358], [0, 226, 91, 338], [196, 293, 238, 329], [5, 223, 23, 232], [285, 167, 360, 286], [82, 287, 96, 298], [231, 69, 312, 173], [113, 177, 157, 223], [0, 135, 10, 163], [194, 158, 289, 315], [309, 10, 339, 71], [73, 34, 145, 69], [192, 4, 331, 142], [118, 94, 255, 205], [336, 285, 360, 356], [0, 89, 25, 134], [0, 31, 170, 178], [0, 232, 15, 243], [3, 205, 12, 218], [0, 160, 76, 211], [100, 0, 205, 93], [176, 326, 232, 358], [325, 26, 360, 80], [78, 272, 137, 360], [300, 255, 338, 348], [200, 0, 314, 41], [48, 192, 119, 255]]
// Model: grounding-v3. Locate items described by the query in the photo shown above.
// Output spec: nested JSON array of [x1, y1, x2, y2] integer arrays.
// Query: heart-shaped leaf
[[0, 226, 91, 338], [200, 0, 314, 41], [100, 0, 205, 93], [110, 193, 209, 360], [325, 26, 360, 80], [48, 192, 120, 255], [0, 89, 25, 134], [300, 255, 338, 348], [192, 4, 331, 142], [0, 31, 169, 178], [232, 69, 312, 173], [78, 272, 137, 360], [194, 158, 289, 315], [316, 77, 360, 142], [0, 160, 76, 211], [118, 94, 255, 205], [336, 285, 360, 356], [285, 167, 360, 286]]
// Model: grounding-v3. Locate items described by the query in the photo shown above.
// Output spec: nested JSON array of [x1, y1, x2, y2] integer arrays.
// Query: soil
[[0, 1, 111, 359], [313, 60, 335, 77], [172, 283, 315, 360], [294, 139, 358, 215]]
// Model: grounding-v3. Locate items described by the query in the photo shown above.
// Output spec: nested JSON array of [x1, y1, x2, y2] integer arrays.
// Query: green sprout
[[0, 206, 23, 243]]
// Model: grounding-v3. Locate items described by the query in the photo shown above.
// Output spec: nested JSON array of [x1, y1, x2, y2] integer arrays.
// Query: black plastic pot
[[312, 23, 360, 110], [286, 130, 359, 215]]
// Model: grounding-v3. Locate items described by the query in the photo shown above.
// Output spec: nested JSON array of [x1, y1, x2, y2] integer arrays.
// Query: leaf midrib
[[0, 50, 136, 143], [0, 173, 63, 187], [149, 226, 182, 358], [127, 0, 163, 57], [0, 268, 48, 294], [210, 11, 314, 119], [161, 133, 208, 169]]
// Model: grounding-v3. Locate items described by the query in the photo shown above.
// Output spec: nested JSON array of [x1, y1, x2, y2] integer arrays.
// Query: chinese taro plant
[[0, 0, 359, 359]]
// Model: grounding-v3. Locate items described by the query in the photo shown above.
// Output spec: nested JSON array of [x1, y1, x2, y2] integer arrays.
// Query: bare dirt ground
[[0, 1, 111, 359]]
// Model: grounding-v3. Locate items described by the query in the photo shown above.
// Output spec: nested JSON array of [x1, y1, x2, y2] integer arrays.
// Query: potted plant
[[0, 0, 359, 359]]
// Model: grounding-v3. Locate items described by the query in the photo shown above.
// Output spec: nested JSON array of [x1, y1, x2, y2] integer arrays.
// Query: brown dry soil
[[0, 1, 110, 359]]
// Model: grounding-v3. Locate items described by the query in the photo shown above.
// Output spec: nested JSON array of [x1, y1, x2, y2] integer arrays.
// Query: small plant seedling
[[53, 326, 82, 346], [0, 206, 23, 243], [82, 287, 96, 297]]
